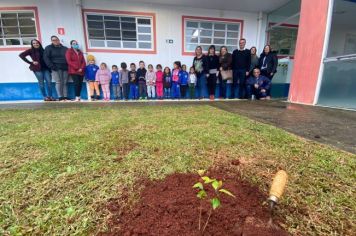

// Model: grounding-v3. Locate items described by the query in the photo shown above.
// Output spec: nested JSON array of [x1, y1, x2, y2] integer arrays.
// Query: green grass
[[0, 105, 355, 235]]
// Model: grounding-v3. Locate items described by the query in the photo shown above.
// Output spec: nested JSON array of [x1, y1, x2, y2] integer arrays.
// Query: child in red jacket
[[155, 64, 164, 99]]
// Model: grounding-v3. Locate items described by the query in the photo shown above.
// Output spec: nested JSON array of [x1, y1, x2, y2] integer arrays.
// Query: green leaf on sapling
[[219, 189, 235, 198], [211, 198, 221, 210], [197, 170, 206, 176], [193, 182, 204, 190], [197, 190, 207, 199], [202, 176, 215, 184], [212, 180, 220, 190]]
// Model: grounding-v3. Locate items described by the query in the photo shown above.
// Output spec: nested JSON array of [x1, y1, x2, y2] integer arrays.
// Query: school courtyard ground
[[0, 100, 355, 235]]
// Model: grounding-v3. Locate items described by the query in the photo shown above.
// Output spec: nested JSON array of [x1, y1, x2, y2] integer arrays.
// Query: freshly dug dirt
[[100, 170, 289, 236]]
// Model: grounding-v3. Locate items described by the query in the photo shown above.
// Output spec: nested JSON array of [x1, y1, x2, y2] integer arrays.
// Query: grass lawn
[[0, 105, 355, 235]]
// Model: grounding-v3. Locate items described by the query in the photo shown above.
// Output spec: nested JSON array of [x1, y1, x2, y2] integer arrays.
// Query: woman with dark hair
[[44, 35, 68, 101], [219, 46, 233, 99], [19, 39, 53, 101], [192, 46, 209, 99], [259, 44, 278, 97], [259, 45, 278, 80], [207, 45, 219, 100], [65, 40, 86, 101]]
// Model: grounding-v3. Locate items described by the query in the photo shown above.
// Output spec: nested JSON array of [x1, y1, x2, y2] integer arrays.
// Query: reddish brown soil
[[99, 169, 289, 236]]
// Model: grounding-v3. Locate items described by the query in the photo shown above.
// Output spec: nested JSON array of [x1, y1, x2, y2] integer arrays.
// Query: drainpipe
[[75, 0, 91, 100], [256, 11, 263, 51]]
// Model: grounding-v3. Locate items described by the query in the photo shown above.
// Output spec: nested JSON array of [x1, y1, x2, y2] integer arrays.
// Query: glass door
[[317, 0, 356, 109]]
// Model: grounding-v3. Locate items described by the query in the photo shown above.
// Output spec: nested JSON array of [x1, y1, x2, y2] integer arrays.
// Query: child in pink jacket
[[95, 63, 111, 101]]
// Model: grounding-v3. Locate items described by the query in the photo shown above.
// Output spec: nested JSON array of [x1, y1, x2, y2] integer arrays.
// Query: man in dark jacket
[[44, 35, 69, 101], [246, 68, 271, 100], [232, 38, 251, 99]]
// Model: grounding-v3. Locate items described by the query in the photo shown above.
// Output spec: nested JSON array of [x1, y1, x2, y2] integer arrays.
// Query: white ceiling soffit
[[115, 0, 292, 13]]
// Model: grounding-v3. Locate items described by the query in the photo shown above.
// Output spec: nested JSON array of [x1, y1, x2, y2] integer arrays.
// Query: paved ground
[[211, 100, 356, 154], [1, 99, 355, 154]]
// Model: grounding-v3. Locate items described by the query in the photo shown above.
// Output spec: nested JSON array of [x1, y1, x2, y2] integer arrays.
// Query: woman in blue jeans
[[192, 46, 209, 99], [19, 39, 53, 101]]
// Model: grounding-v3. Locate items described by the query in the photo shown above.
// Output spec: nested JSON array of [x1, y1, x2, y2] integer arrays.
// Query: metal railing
[[323, 54, 356, 62]]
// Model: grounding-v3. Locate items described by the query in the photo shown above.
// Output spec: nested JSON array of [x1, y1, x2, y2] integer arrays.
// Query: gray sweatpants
[[52, 69, 69, 98]]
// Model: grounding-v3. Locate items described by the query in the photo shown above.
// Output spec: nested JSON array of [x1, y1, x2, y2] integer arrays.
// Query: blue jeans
[[196, 74, 207, 98], [226, 83, 232, 99], [164, 88, 171, 98], [233, 69, 247, 99], [221, 80, 232, 99], [33, 70, 52, 98]]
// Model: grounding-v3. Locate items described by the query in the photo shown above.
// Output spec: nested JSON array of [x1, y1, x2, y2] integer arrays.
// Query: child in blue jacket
[[111, 65, 121, 100], [180, 64, 189, 99], [85, 55, 100, 100]]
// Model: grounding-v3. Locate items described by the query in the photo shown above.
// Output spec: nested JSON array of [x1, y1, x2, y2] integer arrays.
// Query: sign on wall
[[57, 28, 65, 35]]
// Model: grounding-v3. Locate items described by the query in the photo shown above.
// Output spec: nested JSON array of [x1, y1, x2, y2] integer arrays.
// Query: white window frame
[[183, 16, 243, 54], [84, 11, 154, 51], [0, 9, 39, 48]]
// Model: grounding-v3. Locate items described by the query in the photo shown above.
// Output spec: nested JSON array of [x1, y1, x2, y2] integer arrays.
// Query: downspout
[[256, 11, 263, 51], [75, 0, 86, 54], [75, 0, 91, 100]]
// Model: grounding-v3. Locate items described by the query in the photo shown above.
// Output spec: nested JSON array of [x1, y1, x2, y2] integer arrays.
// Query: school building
[[0, 0, 355, 109]]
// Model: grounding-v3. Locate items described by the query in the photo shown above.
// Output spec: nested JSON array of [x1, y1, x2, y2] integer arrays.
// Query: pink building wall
[[289, 0, 329, 104]]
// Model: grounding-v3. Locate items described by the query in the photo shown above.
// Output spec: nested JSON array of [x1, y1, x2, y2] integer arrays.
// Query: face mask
[[72, 44, 79, 50]]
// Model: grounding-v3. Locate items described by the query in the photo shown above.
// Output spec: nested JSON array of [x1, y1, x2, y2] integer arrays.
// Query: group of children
[[85, 55, 198, 101]]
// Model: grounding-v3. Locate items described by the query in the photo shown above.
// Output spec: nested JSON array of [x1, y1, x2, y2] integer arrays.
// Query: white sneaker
[[75, 97, 81, 102]]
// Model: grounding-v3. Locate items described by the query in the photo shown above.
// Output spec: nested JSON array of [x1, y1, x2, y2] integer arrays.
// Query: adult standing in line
[[19, 39, 54, 101], [192, 46, 209, 99], [249, 46, 259, 73], [219, 46, 233, 99], [232, 38, 251, 99], [259, 44, 278, 97], [207, 45, 219, 100], [44, 35, 69, 101], [65, 40, 86, 102]]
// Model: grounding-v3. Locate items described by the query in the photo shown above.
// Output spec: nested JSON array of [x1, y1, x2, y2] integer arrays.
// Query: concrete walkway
[[211, 100, 356, 154], [1, 99, 355, 154]]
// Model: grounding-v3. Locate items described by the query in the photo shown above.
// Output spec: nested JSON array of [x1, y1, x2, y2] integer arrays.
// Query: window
[[84, 11, 155, 52], [0, 9, 38, 47], [183, 16, 243, 54], [268, 25, 298, 56]]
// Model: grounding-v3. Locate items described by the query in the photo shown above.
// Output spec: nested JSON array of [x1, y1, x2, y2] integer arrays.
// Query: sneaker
[[75, 96, 81, 102], [44, 97, 51, 101]]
